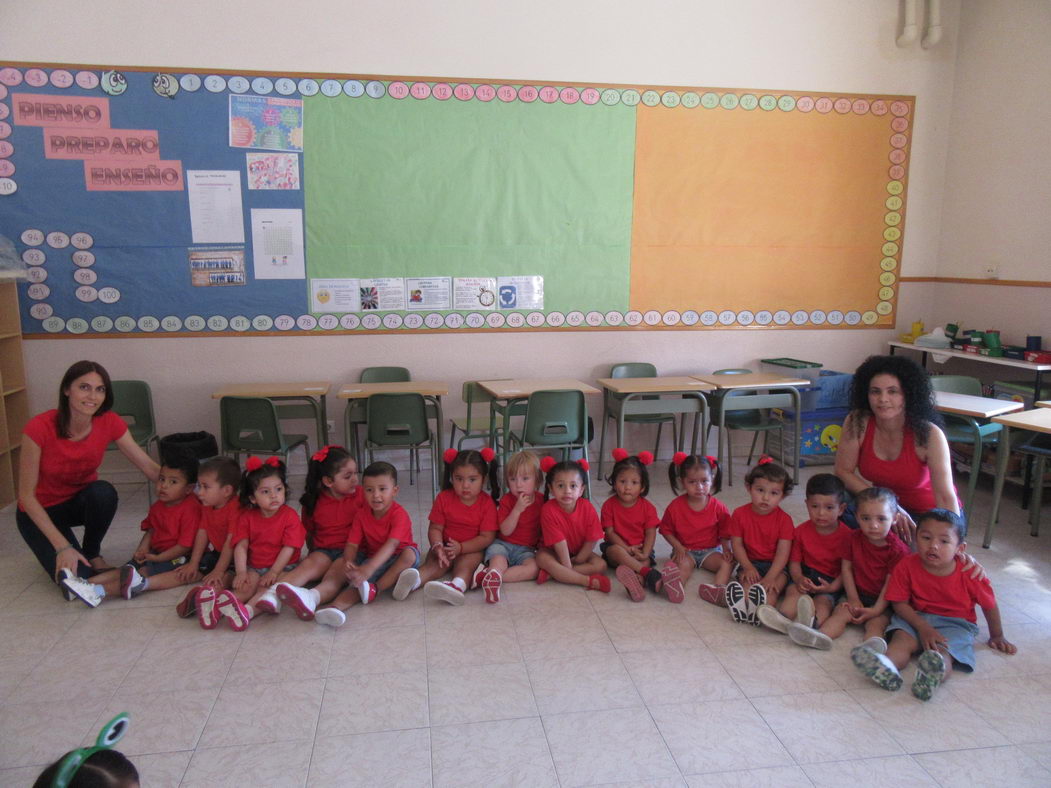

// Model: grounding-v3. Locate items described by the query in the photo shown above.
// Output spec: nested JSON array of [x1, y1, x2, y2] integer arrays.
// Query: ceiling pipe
[[922, 0, 943, 48], [897, 0, 919, 47]]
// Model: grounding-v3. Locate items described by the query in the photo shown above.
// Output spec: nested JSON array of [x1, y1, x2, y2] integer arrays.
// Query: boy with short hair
[[62, 455, 200, 606], [852, 508, 1017, 701], [175, 456, 242, 619]]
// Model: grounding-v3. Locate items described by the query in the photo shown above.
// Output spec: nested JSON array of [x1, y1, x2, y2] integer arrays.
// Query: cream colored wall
[[6, 0, 968, 442]]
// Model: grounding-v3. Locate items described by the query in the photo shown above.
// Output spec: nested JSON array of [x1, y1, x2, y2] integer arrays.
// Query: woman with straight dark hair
[[17, 360, 159, 588]]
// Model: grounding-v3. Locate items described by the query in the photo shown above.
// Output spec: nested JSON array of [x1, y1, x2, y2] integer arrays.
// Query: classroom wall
[[5, 0, 967, 443]]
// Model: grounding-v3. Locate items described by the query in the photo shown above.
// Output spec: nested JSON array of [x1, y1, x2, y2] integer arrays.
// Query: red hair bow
[[578, 459, 590, 472], [672, 451, 688, 466], [539, 456, 557, 473], [705, 455, 718, 467], [757, 455, 773, 465], [443, 448, 459, 464], [311, 444, 335, 463], [245, 456, 280, 471], [480, 447, 495, 463], [611, 448, 629, 462], [637, 451, 654, 466]]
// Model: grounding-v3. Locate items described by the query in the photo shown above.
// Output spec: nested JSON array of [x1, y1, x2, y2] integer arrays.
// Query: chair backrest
[[611, 362, 657, 379], [929, 375, 983, 397], [360, 366, 411, 384], [111, 380, 156, 437], [522, 390, 586, 446], [220, 396, 284, 453], [366, 393, 429, 446], [462, 381, 495, 421]]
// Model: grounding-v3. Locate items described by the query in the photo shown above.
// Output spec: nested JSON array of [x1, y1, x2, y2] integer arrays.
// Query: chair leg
[[747, 432, 761, 465], [1030, 456, 1044, 537], [965, 438, 983, 519], [597, 414, 609, 480]]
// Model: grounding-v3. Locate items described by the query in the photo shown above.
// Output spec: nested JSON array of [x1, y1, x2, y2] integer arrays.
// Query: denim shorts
[[886, 612, 978, 672], [313, 546, 345, 561], [599, 541, 655, 566], [485, 538, 536, 567], [688, 546, 722, 568], [356, 545, 421, 583], [132, 556, 187, 576]]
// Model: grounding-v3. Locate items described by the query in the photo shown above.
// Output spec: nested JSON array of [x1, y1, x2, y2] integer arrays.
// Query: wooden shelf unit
[[0, 283, 27, 508]]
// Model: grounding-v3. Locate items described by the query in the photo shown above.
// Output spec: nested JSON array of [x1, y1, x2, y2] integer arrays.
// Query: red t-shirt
[[601, 496, 660, 546], [727, 504, 794, 563], [789, 519, 852, 578], [496, 493, 544, 548], [199, 497, 240, 552], [885, 553, 996, 623], [141, 494, 200, 553], [659, 495, 730, 551], [541, 499, 602, 554], [304, 488, 365, 550], [21, 409, 128, 508], [846, 529, 910, 598], [428, 489, 498, 543], [233, 505, 306, 569], [347, 501, 417, 557]]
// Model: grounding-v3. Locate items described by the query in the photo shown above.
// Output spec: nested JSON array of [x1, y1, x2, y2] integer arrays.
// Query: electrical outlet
[[984, 263, 999, 279]]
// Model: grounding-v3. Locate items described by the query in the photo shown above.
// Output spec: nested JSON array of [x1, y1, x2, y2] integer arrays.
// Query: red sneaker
[[482, 569, 502, 603], [615, 565, 645, 602], [536, 569, 550, 585], [661, 560, 685, 604], [196, 586, 220, 630], [698, 583, 727, 607], [470, 562, 488, 590], [177, 585, 203, 618], [587, 574, 612, 593], [216, 589, 251, 631]]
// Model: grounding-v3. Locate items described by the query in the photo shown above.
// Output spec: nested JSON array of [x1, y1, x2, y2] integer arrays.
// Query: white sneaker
[[255, 587, 282, 614], [393, 568, 420, 601], [787, 621, 833, 650], [61, 574, 103, 608], [275, 583, 319, 621], [424, 580, 465, 606], [57, 568, 76, 601], [795, 594, 816, 628], [314, 607, 347, 628], [859, 636, 888, 654], [756, 604, 793, 634]]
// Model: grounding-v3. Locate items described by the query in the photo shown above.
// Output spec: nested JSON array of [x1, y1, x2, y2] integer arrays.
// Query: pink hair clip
[[637, 451, 654, 466], [443, 448, 459, 464], [480, 447, 495, 463], [611, 447, 629, 462], [672, 451, 688, 466]]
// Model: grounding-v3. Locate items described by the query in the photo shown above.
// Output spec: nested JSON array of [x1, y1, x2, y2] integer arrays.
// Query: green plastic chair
[[930, 375, 1002, 515], [1016, 435, 1051, 539], [449, 381, 526, 452], [708, 369, 789, 485], [346, 367, 412, 463], [597, 363, 679, 479], [365, 393, 438, 490], [220, 396, 309, 466], [509, 389, 590, 495], [109, 380, 160, 502]]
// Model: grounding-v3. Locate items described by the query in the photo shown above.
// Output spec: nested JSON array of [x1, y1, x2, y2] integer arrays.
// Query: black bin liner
[[159, 431, 219, 466]]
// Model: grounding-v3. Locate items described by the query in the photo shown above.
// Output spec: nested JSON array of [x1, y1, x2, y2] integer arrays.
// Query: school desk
[[691, 372, 811, 484], [984, 407, 1051, 548], [212, 381, 330, 449], [595, 376, 715, 478], [1037, 401, 1051, 409], [934, 391, 1025, 420], [338, 381, 449, 464]]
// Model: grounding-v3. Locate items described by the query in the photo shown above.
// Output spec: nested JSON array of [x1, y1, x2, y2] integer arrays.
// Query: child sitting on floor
[[535, 458, 610, 592]]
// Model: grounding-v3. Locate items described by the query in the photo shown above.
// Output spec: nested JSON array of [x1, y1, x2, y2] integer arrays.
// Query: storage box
[[1024, 350, 1051, 364], [760, 358, 822, 383], [991, 379, 1051, 411], [766, 407, 848, 467]]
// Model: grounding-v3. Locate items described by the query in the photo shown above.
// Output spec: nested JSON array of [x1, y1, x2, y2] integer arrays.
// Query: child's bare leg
[[278, 552, 333, 586], [819, 604, 853, 639], [143, 567, 200, 592], [885, 628, 918, 670], [502, 557, 538, 583], [321, 586, 362, 614], [231, 573, 261, 604], [451, 552, 483, 585], [309, 559, 351, 605], [417, 550, 451, 584], [675, 554, 695, 584], [375, 549, 417, 593], [702, 554, 733, 585], [573, 552, 607, 575], [488, 555, 509, 576], [863, 613, 891, 641], [779, 585, 803, 620], [536, 548, 588, 587], [814, 595, 835, 627], [603, 544, 645, 572]]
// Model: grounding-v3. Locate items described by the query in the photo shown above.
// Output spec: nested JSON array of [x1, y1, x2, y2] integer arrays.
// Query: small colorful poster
[[454, 277, 497, 310], [246, 152, 300, 189], [405, 277, 450, 310], [188, 247, 246, 287], [497, 275, 544, 310], [359, 277, 405, 311], [229, 95, 303, 152], [311, 278, 360, 312]]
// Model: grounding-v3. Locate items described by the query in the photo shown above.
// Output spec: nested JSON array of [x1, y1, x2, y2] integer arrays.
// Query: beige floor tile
[[309, 729, 431, 787], [329, 623, 425, 677], [349, 593, 427, 629], [0, 699, 98, 768], [686, 765, 813, 787], [948, 674, 1051, 744], [226, 629, 333, 685], [621, 646, 742, 705], [0, 612, 77, 659], [803, 754, 938, 786], [913, 744, 1051, 787], [651, 699, 793, 774], [543, 707, 679, 787], [133, 750, 193, 788], [317, 671, 429, 736], [181, 739, 312, 787], [711, 643, 840, 697], [200, 678, 324, 747], [86, 688, 218, 756], [513, 610, 613, 662], [752, 690, 903, 764], [599, 608, 705, 653], [429, 660, 537, 725], [1019, 741, 1051, 771], [503, 580, 596, 613], [431, 716, 557, 788], [527, 653, 643, 715], [426, 617, 522, 668], [118, 635, 239, 694], [5, 652, 129, 705]]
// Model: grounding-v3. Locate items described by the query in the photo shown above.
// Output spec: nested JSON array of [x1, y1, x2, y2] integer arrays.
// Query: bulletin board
[[0, 62, 913, 337]]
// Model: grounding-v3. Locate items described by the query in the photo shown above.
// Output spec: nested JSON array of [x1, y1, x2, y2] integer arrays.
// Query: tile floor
[[1, 456, 1050, 787]]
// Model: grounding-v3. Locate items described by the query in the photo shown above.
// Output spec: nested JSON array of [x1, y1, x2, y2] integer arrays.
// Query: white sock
[[93, 584, 106, 598], [245, 604, 255, 619], [309, 588, 321, 605], [451, 577, 466, 592]]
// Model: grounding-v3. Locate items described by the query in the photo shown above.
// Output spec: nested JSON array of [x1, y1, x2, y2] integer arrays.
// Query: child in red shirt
[[472, 450, 545, 604], [757, 474, 851, 643], [534, 458, 610, 592], [853, 509, 1016, 701], [665, 454, 733, 606], [174, 456, 241, 620], [62, 456, 199, 607], [254, 446, 362, 617], [601, 449, 679, 603], [723, 458, 795, 625], [413, 449, 500, 605], [282, 461, 421, 627], [202, 457, 305, 631]]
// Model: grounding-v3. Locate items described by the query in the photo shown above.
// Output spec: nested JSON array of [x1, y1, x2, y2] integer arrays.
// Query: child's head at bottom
[[196, 456, 240, 508], [239, 456, 288, 510], [804, 473, 847, 527], [915, 508, 967, 567], [154, 453, 198, 504], [442, 448, 499, 503], [543, 458, 588, 509], [34, 748, 139, 788], [505, 450, 543, 497], [361, 461, 399, 515], [743, 457, 793, 512]]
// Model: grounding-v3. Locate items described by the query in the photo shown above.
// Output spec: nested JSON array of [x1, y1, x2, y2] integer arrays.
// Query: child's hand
[[629, 545, 645, 561], [671, 546, 687, 564], [918, 624, 947, 652], [759, 575, 780, 595], [444, 539, 462, 560], [739, 567, 760, 586], [144, 552, 162, 562], [346, 566, 366, 586], [260, 570, 280, 587], [132, 548, 148, 563], [233, 572, 251, 591], [810, 578, 834, 594], [722, 549, 735, 564], [514, 492, 534, 510], [431, 544, 450, 569], [988, 635, 1017, 655], [851, 606, 877, 624], [201, 570, 224, 588], [795, 579, 812, 594], [174, 562, 198, 583]]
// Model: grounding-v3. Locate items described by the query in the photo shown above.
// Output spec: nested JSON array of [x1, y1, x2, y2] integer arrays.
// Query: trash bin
[[159, 431, 219, 467]]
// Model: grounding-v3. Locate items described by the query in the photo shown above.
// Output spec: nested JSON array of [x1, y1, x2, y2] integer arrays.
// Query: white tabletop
[[934, 391, 1025, 419]]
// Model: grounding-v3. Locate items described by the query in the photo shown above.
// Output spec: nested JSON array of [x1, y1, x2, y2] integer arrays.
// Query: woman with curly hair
[[835, 355, 960, 541]]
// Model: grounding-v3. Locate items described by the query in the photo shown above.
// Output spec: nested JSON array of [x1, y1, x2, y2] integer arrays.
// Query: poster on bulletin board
[[0, 63, 913, 337]]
